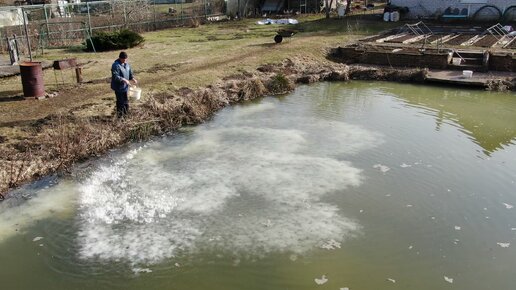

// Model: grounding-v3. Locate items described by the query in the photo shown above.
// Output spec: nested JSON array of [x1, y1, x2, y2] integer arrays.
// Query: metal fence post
[[43, 4, 50, 48], [87, 2, 92, 35]]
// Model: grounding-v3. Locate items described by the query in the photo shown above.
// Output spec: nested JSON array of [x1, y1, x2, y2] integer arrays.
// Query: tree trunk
[[345, 0, 352, 14], [325, 0, 330, 19]]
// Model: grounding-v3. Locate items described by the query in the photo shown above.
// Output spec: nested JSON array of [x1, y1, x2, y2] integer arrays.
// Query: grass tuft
[[267, 73, 295, 95]]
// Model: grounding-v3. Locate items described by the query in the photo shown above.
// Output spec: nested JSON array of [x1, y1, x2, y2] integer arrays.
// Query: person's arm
[[129, 65, 137, 84]]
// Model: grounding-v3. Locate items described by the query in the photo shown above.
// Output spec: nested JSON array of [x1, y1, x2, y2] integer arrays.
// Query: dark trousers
[[115, 91, 129, 117]]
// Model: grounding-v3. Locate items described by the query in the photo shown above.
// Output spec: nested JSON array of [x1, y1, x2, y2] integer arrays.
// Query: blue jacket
[[111, 59, 133, 92]]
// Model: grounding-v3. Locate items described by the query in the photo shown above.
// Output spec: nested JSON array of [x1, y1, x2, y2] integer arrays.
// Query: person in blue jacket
[[111, 51, 137, 117]]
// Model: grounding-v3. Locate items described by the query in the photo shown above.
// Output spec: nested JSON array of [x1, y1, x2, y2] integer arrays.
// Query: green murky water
[[1, 81, 515, 290]]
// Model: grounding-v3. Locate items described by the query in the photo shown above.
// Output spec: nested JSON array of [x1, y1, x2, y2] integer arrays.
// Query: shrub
[[86, 30, 145, 52]]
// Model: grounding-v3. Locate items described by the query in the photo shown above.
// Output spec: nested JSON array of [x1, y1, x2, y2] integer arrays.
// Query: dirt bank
[[0, 57, 428, 198]]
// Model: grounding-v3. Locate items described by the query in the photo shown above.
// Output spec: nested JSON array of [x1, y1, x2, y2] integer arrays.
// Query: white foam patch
[[315, 275, 328, 285], [497, 242, 510, 248], [444, 276, 454, 284], [132, 268, 152, 274], [0, 181, 76, 242], [321, 239, 342, 250], [373, 164, 390, 174], [77, 100, 382, 265]]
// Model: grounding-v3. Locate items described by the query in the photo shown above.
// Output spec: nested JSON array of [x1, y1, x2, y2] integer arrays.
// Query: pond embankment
[[0, 57, 431, 198]]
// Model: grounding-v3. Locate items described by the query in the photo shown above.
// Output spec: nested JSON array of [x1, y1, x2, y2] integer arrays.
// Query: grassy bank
[[0, 14, 402, 197]]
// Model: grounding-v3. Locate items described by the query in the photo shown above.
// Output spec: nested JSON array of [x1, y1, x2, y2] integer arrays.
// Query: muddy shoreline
[[0, 58, 433, 198]]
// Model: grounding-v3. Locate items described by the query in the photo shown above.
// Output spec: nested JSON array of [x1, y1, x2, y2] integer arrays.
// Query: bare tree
[[345, 0, 352, 14], [325, 0, 330, 18]]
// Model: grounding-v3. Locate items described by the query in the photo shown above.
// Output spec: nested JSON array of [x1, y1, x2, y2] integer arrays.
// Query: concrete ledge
[[0, 61, 53, 78], [426, 70, 514, 88]]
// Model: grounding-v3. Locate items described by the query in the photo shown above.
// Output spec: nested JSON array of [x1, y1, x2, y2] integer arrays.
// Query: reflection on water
[[0, 81, 515, 290], [387, 84, 516, 155]]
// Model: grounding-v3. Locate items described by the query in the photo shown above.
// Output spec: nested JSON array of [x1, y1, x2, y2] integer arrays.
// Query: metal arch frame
[[502, 5, 516, 22], [471, 4, 503, 22]]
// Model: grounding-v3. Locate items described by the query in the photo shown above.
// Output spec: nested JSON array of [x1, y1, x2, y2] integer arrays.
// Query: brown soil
[[359, 34, 393, 42], [415, 34, 448, 44], [444, 34, 476, 46], [385, 34, 417, 43], [473, 35, 500, 48]]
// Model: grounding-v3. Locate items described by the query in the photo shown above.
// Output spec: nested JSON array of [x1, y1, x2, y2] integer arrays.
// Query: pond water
[[1, 81, 516, 290]]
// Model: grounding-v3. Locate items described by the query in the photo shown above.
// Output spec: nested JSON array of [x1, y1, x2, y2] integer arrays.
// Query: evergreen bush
[[86, 30, 144, 52]]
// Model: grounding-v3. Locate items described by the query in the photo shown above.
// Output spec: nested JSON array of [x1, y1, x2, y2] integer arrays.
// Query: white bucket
[[462, 70, 473, 78], [452, 58, 462, 65], [128, 86, 142, 101], [383, 12, 391, 22], [390, 11, 400, 22]]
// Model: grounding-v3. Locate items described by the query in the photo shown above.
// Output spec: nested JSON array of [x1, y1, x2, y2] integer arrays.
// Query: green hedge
[[86, 30, 145, 52]]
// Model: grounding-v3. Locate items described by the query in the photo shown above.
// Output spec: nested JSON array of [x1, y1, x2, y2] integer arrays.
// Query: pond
[[1, 81, 515, 290]]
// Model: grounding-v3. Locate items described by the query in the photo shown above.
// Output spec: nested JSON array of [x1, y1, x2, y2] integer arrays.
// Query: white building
[[389, 0, 515, 21], [0, 8, 24, 27]]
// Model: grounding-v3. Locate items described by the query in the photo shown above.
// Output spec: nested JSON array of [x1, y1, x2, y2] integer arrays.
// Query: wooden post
[[325, 0, 330, 18], [13, 34, 20, 64], [123, 0, 127, 28], [22, 8, 32, 62], [75, 67, 83, 83]]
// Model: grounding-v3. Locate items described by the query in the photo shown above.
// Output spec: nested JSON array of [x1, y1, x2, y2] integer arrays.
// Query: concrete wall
[[335, 46, 516, 72], [489, 52, 516, 72], [334, 46, 452, 69], [389, 0, 513, 19], [0, 1, 17, 6], [359, 51, 450, 69]]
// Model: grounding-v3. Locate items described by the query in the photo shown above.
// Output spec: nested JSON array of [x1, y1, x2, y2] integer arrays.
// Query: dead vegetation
[[486, 79, 515, 92]]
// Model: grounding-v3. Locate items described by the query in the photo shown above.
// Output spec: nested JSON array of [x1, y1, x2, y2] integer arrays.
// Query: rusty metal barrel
[[20, 62, 45, 98]]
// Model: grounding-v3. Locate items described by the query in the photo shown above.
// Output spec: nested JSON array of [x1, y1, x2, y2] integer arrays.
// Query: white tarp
[[256, 18, 299, 25]]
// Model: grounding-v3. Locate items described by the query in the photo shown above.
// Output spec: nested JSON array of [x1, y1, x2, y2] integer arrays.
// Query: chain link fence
[[0, 0, 226, 57]]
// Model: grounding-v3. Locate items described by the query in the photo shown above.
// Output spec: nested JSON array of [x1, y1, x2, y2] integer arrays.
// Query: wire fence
[[0, 0, 226, 57]]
